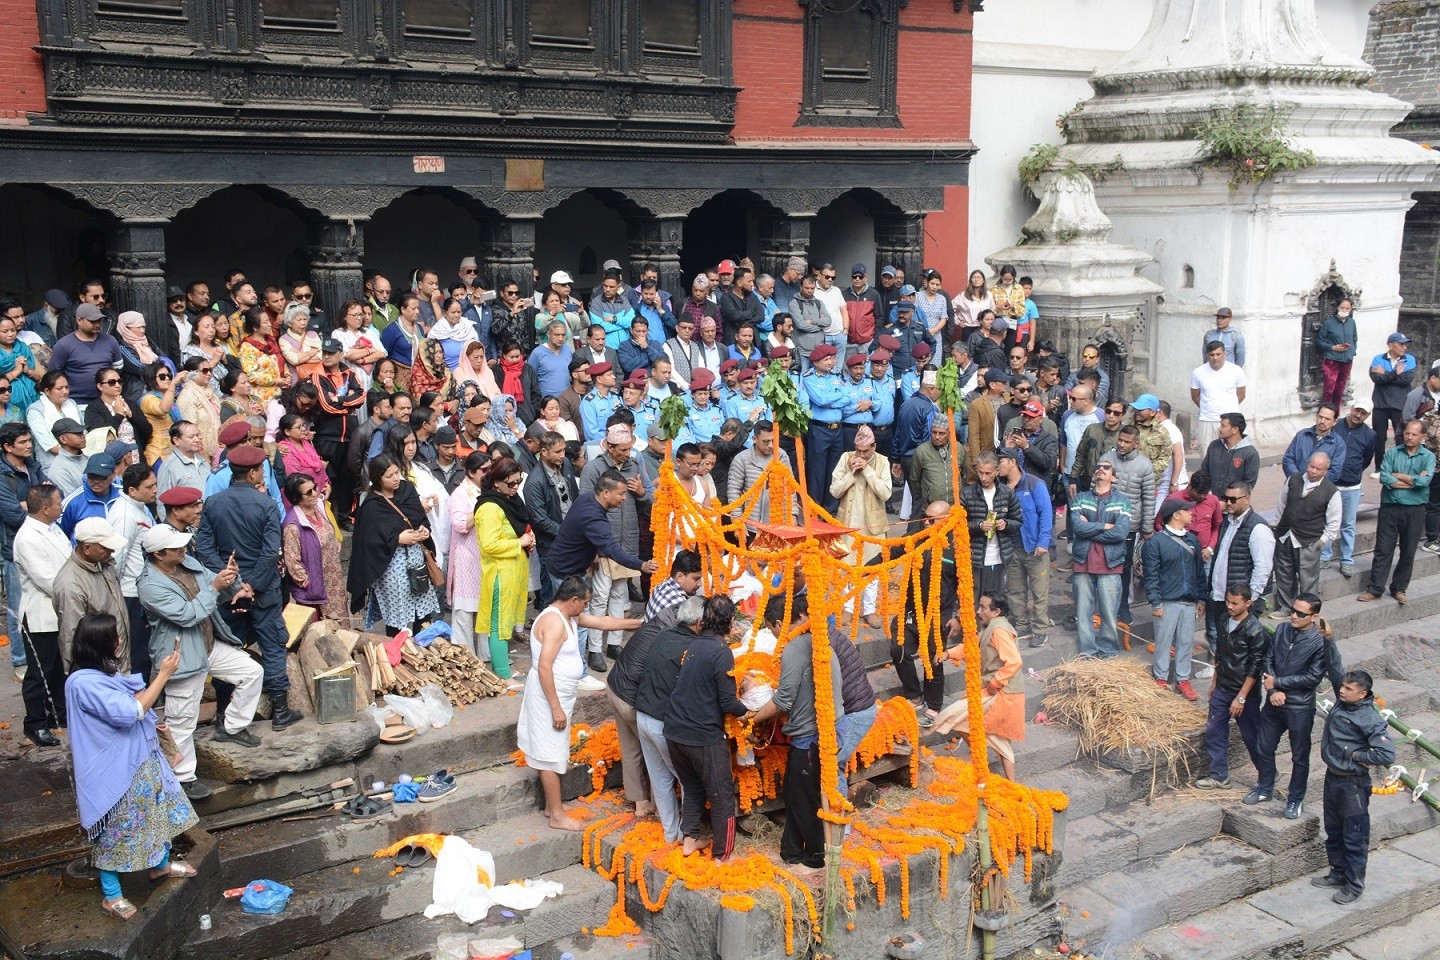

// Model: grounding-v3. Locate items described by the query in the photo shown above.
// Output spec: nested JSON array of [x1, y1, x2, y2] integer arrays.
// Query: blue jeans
[[1256, 704, 1316, 803], [836, 703, 878, 797], [1203, 685, 1261, 781], [1072, 572, 1122, 658], [1321, 487, 1362, 563], [636, 711, 682, 843], [4, 557, 23, 668], [218, 592, 288, 696], [1151, 601, 1196, 682]]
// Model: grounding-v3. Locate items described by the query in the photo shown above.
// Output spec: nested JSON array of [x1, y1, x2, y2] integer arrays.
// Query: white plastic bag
[[384, 693, 433, 734], [418, 684, 454, 729], [364, 703, 398, 734]]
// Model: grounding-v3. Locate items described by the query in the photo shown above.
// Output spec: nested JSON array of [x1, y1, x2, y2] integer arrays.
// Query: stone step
[[1027, 760, 1151, 821], [1055, 793, 1225, 888], [214, 762, 542, 887], [1335, 901, 1440, 960], [1136, 831, 1440, 960], [183, 813, 593, 960]]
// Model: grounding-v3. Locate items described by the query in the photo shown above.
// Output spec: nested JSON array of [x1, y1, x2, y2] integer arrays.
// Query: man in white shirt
[[1190, 340, 1247, 452], [813, 262, 848, 352], [1156, 400, 1189, 502], [107, 464, 157, 681], [14, 483, 73, 747]]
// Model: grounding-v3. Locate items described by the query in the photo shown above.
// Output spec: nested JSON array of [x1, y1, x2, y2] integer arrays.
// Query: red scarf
[[499, 356, 526, 403], [245, 335, 282, 359]]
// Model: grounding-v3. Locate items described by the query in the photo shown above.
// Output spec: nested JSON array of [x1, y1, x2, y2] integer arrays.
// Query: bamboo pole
[[977, 798, 996, 960], [1380, 709, 1440, 765]]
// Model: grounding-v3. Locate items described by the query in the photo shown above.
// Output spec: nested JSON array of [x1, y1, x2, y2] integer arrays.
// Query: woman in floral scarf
[[457, 341, 502, 399], [237, 309, 289, 407], [408, 339, 458, 415], [487, 393, 524, 448]]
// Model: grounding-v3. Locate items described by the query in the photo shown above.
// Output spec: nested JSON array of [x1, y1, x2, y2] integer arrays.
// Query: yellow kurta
[[476, 501, 529, 677]]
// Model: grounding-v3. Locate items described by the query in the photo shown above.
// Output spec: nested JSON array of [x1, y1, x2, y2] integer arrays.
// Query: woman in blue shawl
[[0, 313, 42, 412], [65, 612, 198, 920]]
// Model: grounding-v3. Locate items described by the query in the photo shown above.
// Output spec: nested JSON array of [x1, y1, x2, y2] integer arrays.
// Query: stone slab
[[1345, 903, 1440, 960], [1098, 793, 1223, 859], [195, 715, 380, 782], [1012, 719, 1082, 771], [1028, 761, 1145, 820], [1248, 847, 1440, 953], [1137, 900, 1304, 960], [1371, 792, 1440, 844], [1221, 801, 1319, 854], [1055, 812, 1138, 887], [1389, 823, 1440, 867]]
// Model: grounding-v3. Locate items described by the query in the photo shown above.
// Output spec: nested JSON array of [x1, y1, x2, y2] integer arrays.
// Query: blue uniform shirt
[[803, 369, 847, 424], [721, 392, 771, 447], [899, 369, 922, 403], [839, 373, 878, 425], [623, 398, 661, 441], [580, 390, 622, 443], [868, 374, 897, 428], [677, 402, 725, 445]]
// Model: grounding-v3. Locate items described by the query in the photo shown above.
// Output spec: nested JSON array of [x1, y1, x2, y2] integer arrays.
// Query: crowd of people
[[0, 256, 1406, 914]]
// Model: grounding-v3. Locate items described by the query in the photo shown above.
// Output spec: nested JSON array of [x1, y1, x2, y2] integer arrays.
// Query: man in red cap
[[1006, 399, 1060, 488], [900, 341, 933, 403], [206, 419, 284, 515], [158, 486, 204, 537], [718, 358, 741, 403], [803, 345, 848, 511], [580, 361, 620, 443], [722, 366, 769, 433], [840, 353, 878, 452]]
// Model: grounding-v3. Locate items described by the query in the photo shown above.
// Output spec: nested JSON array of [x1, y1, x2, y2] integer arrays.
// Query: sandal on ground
[[394, 844, 434, 867], [101, 897, 138, 920], [504, 677, 526, 692], [917, 710, 938, 729], [342, 796, 391, 821], [150, 860, 197, 882]]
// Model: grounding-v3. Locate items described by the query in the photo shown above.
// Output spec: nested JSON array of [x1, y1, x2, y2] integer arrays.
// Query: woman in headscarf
[[828, 424, 892, 565], [408, 339, 458, 415], [486, 393, 524, 448], [490, 340, 541, 423], [115, 310, 170, 398], [474, 457, 534, 689], [346, 455, 440, 635], [428, 296, 479, 370], [457, 340, 502, 400], [65, 612, 197, 921], [237, 308, 289, 407], [0, 313, 43, 413]]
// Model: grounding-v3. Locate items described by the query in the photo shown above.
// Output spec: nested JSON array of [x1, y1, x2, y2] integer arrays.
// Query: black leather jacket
[[1215, 614, 1269, 694], [1262, 622, 1342, 709]]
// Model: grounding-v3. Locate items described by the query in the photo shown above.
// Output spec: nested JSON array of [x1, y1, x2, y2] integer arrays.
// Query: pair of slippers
[[342, 795, 392, 821], [392, 844, 434, 867]]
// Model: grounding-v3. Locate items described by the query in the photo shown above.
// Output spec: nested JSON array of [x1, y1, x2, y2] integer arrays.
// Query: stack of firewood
[[360, 638, 508, 704]]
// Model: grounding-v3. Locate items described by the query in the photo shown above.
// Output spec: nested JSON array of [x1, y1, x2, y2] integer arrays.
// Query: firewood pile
[[359, 637, 509, 704]]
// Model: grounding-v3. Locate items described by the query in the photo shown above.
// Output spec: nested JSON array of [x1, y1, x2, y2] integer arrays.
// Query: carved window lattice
[[797, 0, 902, 127]]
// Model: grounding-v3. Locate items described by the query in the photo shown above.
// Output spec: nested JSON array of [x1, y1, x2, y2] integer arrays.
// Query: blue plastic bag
[[392, 780, 421, 803], [240, 879, 294, 915], [413, 621, 452, 648]]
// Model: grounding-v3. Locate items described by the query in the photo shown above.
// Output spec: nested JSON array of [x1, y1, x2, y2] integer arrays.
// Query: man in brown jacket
[[967, 368, 1010, 482], [53, 517, 130, 671]]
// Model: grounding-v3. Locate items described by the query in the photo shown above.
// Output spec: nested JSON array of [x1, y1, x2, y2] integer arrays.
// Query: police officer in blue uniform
[[717, 358, 742, 405], [678, 369, 725, 445], [722, 367, 771, 447], [803, 344, 848, 512], [579, 361, 621, 443], [620, 370, 660, 443], [867, 347, 898, 453], [899, 341, 933, 404], [839, 352, 878, 452]]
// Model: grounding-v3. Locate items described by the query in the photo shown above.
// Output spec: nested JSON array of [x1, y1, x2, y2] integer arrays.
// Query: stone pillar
[[486, 218, 538, 294], [106, 221, 168, 323], [625, 216, 684, 298], [757, 215, 813, 280], [308, 218, 367, 325], [874, 213, 926, 284]]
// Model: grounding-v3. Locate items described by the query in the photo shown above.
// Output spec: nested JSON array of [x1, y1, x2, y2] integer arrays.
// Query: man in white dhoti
[[517, 574, 643, 831]]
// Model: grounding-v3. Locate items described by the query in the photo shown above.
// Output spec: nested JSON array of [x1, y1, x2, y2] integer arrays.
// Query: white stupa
[[1057, 0, 1438, 442]]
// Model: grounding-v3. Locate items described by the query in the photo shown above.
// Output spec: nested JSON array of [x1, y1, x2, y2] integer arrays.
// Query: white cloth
[[411, 464, 451, 558], [105, 494, 154, 597], [516, 606, 584, 771], [981, 484, 1001, 566], [1160, 419, 1188, 489], [424, 835, 564, 925], [13, 516, 72, 633], [1189, 361, 1246, 422]]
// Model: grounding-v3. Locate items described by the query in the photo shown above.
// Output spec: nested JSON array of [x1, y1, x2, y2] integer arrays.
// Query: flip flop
[[149, 861, 197, 884], [101, 897, 137, 920], [404, 846, 434, 867], [342, 796, 391, 821]]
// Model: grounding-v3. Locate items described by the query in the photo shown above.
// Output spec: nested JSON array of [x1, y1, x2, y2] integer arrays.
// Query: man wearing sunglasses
[[1203, 482, 1276, 655]]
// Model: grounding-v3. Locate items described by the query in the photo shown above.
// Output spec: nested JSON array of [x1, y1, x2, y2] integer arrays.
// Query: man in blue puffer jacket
[[998, 447, 1052, 649]]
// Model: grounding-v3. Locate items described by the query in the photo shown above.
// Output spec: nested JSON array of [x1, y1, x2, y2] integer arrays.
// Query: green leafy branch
[[1195, 104, 1316, 189], [937, 359, 962, 414], [1017, 144, 1125, 198], [759, 360, 810, 438], [657, 395, 688, 441]]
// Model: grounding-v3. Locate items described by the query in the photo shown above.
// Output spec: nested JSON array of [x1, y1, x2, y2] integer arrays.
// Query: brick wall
[[1365, 0, 1440, 114], [730, 0, 972, 144], [0, 0, 44, 123]]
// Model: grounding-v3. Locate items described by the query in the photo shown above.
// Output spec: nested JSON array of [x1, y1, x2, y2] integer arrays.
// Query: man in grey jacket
[[1100, 425, 1155, 625], [788, 275, 832, 368], [726, 423, 795, 523], [139, 525, 262, 801]]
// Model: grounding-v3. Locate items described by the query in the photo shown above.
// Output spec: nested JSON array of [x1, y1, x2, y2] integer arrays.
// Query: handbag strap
[[381, 494, 416, 530]]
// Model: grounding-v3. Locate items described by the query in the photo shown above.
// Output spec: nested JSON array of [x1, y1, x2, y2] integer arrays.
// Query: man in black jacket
[[1248, 592, 1343, 818], [523, 432, 578, 610], [890, 501, 963, 728], [1312, 669, 1396, 904], [961, 452, 1023, 598], [1195, 584, 1269, 788], [718, 267, 764, 344]]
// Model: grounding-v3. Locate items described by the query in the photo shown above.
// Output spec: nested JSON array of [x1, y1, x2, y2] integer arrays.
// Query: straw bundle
[[1041, 658, 1207, 795]]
